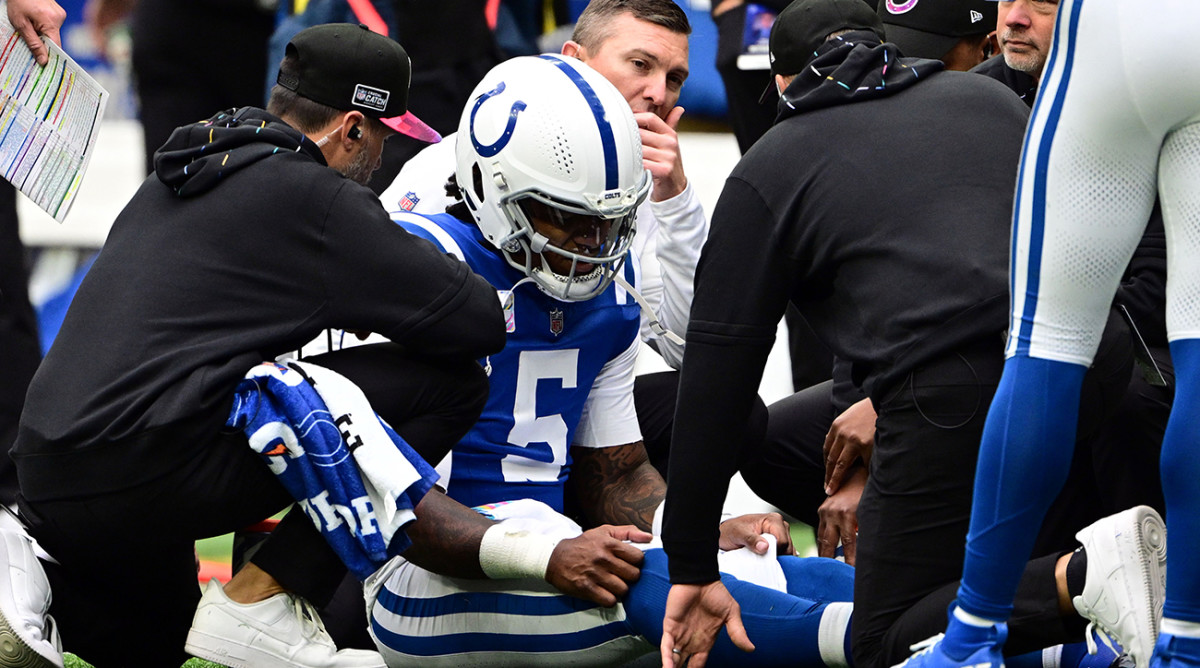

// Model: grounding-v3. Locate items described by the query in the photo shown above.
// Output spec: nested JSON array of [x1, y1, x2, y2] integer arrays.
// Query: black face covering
[[776, 31, 946, 121]]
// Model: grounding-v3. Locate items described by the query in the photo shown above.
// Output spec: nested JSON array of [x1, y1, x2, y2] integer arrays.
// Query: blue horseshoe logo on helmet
[[470, 81, 527, 158]]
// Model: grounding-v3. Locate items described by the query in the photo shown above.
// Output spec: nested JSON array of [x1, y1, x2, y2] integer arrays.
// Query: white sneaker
[[185, 579, 385, 668], [0, 513, 63, 668], [1072, 506, 1167, 668]]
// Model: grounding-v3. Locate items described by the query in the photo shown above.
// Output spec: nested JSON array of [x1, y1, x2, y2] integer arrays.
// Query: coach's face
[[565, 12, 690, 121], [997, 0, 1058, 82]]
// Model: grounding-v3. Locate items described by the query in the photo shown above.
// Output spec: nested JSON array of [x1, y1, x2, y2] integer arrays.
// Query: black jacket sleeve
[[663, 177, 794, 583], [323, 183, 506, 359]]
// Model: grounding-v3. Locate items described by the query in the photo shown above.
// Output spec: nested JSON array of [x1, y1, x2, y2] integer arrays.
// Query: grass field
[[61, 523, 818, 667]]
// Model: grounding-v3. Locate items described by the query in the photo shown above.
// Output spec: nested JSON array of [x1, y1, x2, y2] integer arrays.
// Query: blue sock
[[955, 356, 1086, 622], [1064, 638, 1120, 668], [1009, 641, 1120, 668], [1008, 648, 1046, 668], [1157, 632, 1200, 666], [941, 613, 1005, 661], [1163, 340, 1200, 623]]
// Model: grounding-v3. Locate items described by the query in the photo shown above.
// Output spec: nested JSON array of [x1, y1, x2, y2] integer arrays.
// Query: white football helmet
[[455, 54, 651, 301]]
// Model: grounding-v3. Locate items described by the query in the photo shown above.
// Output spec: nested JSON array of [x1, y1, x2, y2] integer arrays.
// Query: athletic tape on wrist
[[478, 523, 561, 580]]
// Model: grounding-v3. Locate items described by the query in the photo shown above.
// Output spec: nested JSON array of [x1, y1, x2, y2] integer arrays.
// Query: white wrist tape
[[478, 523, 561, 580]]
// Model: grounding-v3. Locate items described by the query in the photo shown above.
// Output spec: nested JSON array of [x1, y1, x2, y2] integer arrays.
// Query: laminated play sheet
[[0, 4, 107, 222]]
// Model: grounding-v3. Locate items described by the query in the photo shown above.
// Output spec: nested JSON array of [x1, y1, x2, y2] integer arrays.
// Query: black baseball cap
[[277, 23, 440, 143], [877, 0, 996, 60], [768, 0, 886, 77]]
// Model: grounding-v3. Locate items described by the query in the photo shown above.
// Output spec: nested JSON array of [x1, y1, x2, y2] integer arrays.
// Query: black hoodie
[[15, 107, 505, 501], [663, 37, 1031, 582]]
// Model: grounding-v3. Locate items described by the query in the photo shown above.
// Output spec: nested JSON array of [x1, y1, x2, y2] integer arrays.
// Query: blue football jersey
[[394, 212, 641, 511]]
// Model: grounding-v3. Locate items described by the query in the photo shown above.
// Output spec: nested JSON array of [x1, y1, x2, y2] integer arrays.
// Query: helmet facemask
[[494, 183, 646, 301]]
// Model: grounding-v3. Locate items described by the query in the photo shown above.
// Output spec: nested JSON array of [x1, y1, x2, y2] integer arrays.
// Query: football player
[[365, 54, 858, 667], [897, 2, 1200, 668]]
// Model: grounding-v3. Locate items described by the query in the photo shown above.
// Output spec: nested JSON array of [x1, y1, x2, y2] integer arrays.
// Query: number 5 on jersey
[[501, 349, 579, 482]]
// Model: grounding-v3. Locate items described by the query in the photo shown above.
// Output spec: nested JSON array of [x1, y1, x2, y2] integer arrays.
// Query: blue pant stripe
[[375, 586, 601, 619], [370, 617, 631, 656], [1014, 0, 1086, 356]]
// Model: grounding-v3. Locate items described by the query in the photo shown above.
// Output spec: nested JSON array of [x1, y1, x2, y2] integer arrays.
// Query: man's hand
[[661, 581, 754, 668], [636, 108, 687, 202], [823, 397, 876, 494], [7, 0, 65, 66], [817, 465, 866, 564], [544, 524, 651, 607], [718, 512, 795, 556]]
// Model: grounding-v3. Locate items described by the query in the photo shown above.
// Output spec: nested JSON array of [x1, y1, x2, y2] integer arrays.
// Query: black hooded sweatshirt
[[663, 35, 1031, 582], [15, 107, 505, 501]]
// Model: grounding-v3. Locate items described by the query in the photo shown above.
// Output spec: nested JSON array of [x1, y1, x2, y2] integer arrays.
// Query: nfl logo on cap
[[353, 84, 390, 112]]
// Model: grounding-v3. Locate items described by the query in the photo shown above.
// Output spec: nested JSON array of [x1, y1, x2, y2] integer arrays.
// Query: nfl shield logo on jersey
[[549, 308, 564, 336], [399, 191, 420, 211]]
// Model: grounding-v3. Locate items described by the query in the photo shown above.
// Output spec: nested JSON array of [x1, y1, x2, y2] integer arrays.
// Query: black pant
[[131, 0, 274, 173], [18, 344, 488, 668], [0, 181, 40, 507], [634, 368, 768, 486], [712, 3, 779, 156], [740, 379, 835, 529], [1033, 344, 1171, 555], [634, 370, 681, 480], [851, 339, 1091, 668]]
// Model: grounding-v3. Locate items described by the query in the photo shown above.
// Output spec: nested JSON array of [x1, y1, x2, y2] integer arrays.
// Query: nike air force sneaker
[[1072, 506, 1167, 668], [185, 579, 385, 668], [0, 511, 63, 668]]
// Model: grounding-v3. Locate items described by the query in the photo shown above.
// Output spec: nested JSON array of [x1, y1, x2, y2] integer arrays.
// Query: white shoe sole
[[185, 627, 272, 668], [185, 628, 386, 668]]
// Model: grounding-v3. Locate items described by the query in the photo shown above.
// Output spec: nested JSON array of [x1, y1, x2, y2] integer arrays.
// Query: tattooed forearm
[[570, 442, 665, 530], [402, 487, 494, 578]]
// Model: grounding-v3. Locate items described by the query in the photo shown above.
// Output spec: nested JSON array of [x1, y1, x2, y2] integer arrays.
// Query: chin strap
[[611, 274, 685, 348]]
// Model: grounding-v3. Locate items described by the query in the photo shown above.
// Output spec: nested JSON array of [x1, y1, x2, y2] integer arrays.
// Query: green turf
[[791, 521, 818, 556], [63, 654, 225, 668], [194, 532, 235, 563]]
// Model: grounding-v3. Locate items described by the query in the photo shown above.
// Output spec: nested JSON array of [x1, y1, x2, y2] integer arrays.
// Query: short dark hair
[[267, 53, 341, 133], [267, 53, 386, 137], [572, 0, 691, 52]]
